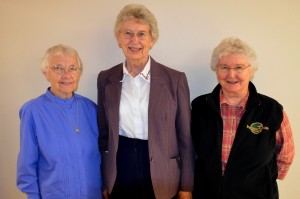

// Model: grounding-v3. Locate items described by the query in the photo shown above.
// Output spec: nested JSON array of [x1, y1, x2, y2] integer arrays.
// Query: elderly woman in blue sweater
[[17, 44, 102, 199]]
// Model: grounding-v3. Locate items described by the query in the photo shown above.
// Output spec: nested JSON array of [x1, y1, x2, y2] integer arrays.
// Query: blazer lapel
[[148, 58, 166, 130], [105, 65, 123, 150]]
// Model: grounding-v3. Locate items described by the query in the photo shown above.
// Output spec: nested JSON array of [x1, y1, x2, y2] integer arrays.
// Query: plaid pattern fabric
[[220, 92, 246, 175], [275, 111, 295, 179], [220, 91, 294, 179]]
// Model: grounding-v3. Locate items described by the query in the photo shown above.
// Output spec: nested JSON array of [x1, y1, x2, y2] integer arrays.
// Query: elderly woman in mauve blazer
[[97, 4, 194, 199]]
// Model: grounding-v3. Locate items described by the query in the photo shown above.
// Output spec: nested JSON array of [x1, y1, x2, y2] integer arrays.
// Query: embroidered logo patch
[[247, 122, 269, 134]]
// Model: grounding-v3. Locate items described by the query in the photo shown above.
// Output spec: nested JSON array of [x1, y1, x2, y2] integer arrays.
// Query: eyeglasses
[[50, 64, 80, 75], [217, 64, 251, 74], [121, 31, 149, 40]]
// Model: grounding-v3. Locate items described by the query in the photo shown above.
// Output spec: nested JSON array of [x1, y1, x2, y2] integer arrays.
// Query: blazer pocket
[[168, 157, 181, 187], [170, 156, 181, 169]]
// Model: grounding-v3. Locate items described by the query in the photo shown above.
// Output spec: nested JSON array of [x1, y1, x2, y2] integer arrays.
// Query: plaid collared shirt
[[220, 91, 294, 179]]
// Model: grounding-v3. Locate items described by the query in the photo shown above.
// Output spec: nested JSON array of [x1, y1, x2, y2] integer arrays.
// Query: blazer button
[[150, 157, 153, 162]]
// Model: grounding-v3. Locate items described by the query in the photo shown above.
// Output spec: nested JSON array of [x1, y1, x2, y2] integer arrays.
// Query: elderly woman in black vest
[[191, 37, 295, 199]]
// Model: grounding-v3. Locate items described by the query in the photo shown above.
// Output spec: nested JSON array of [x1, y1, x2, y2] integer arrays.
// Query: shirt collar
[[219, 90, 249, 108], [120, 57, 151, 82], [139, 60, 151, 82], [46, 87, 75, 106]]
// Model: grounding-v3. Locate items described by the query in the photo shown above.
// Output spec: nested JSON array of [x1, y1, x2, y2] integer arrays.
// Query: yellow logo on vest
[[247, 122, 269, 134]]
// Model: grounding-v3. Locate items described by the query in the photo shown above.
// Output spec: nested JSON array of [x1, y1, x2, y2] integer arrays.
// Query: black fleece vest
[[192, 82, 283, 199]]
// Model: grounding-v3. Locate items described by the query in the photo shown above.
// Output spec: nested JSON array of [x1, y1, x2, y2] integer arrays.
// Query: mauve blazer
[[97, 57, 194, 199]]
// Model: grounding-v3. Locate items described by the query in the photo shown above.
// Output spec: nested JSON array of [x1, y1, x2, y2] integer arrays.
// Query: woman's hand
[[178, 191, 192, 199], [178, 191, 193, 199], [103, 189, 110, 199]]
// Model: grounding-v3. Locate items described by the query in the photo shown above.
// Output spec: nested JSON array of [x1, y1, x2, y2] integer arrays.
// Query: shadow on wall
[[187, 65, 217, 101]]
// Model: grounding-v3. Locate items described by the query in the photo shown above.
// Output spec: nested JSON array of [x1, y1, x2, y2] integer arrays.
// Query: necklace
[[49, 96, 80, 134]]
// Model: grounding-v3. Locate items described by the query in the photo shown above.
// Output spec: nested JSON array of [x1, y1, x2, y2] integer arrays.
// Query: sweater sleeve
[[17, 106, 41, 198], [276, 111, 295, 180]]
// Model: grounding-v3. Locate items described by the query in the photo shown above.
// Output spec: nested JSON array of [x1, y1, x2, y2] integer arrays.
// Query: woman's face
[[117, 19, 154, 64], [216, 54, 253, 97], [44, 55, 81, 99]]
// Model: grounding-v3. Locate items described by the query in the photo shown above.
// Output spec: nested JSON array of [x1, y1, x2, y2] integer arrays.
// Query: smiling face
[[117, 19, 154, 65], [217, 54, 253, 97], [44, 54, 81, 99]]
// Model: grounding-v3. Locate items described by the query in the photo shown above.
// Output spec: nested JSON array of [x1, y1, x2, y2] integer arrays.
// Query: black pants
[[110, 136, 156, 199]]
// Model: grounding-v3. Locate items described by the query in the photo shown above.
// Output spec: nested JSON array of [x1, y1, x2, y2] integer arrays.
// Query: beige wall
[[1, 0, 299, 198]]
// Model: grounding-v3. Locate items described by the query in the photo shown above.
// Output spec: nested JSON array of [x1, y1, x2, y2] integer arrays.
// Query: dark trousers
[[110, 136, 156, 199]]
